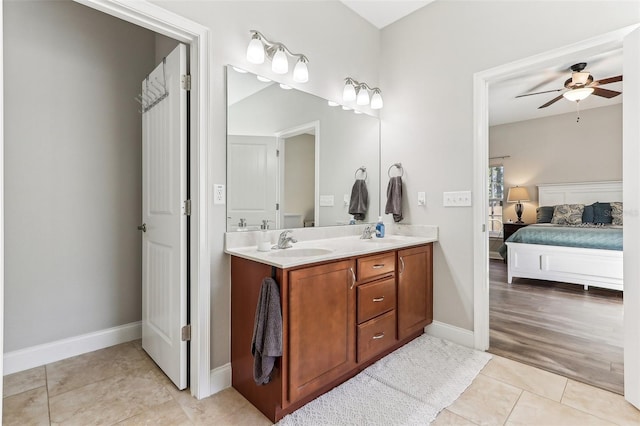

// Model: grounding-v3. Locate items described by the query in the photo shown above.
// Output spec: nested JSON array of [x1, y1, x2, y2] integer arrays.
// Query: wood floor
[[489, 259, 624, 395]]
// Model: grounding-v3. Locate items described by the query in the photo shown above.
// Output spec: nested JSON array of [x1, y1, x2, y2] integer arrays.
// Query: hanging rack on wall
[[388, 162, 404, 177], [354, 166, 367, 180], [134, 58, 169, 113]]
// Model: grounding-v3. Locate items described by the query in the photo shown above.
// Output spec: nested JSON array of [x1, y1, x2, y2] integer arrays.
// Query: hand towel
[[251, 277, 282, 385], [385, 176, 403, 222], [349, 179, 369, 221]]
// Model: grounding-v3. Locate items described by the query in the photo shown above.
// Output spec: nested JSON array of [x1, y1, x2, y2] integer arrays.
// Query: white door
[[227, 135, 278, 230], [141, 44, 188, 389], [623, 26, 640, 409]]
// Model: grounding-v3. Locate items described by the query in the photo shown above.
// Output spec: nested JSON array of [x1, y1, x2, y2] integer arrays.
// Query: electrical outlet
[[214, 184, 225, 205]]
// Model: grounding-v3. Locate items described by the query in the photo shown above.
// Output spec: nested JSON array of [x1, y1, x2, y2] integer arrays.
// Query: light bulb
[[293, 58, 309, 83], [356, 86, 370, 105], [246, 36, 265, 64], [370, 90, 384, 109], [562, 87, 594, 102], [343, 82, 356, 102], [272, 47, 288, 74]]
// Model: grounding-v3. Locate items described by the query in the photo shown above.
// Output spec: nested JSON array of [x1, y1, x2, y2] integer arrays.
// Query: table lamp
[[507, 186, 530, 224]]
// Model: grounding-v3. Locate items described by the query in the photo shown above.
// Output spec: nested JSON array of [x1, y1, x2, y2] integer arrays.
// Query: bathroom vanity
[[227, 233, 435, 422]]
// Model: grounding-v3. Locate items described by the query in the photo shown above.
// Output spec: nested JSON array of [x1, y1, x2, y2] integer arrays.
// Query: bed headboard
[[538, 181, 622, 207]]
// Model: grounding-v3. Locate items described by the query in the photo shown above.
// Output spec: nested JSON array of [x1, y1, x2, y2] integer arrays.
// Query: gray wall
[[4, 0, 156, 351], [379, 1, 638, 330], [490, 104, 622, 224]]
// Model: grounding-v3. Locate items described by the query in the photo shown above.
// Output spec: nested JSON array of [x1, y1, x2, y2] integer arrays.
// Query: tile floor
[[3, 340, 639, 425]]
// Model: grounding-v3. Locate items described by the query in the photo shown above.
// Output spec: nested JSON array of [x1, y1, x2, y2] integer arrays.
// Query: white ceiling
[[340, 0, 434, 29], [338, 1, 623, 126]]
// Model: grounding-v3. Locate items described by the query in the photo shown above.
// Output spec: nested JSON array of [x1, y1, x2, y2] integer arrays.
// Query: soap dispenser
[[258, 220, 272, 252], [375, 216, 385, 238]]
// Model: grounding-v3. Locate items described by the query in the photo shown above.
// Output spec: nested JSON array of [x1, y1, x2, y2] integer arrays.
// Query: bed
[[505, 181, 623, 291]]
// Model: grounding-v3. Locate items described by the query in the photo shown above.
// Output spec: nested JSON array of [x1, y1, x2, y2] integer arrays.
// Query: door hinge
[[276, 203, 280, 210], [482, 224, 486, 232], [181, 74, 191, 91], [181, 324, 191, 341], [276, 149, 280, 157], [184, 199, 192, 216]]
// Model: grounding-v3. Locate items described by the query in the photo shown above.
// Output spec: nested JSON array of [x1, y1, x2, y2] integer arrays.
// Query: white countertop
[[224, 234, 437, 268]]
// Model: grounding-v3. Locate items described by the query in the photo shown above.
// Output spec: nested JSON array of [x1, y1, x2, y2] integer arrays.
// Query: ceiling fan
[[516, 62, 622, 109]]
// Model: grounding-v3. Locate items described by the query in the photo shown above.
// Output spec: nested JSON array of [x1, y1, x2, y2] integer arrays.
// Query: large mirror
[[226, 66, 381, 232]]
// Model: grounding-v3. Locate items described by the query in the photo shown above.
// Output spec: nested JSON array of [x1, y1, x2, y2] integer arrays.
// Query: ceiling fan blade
[[592, 75, 622, 86], [516, 88, 563, 98], [592, 87, 622, 98], [538, 94, 564, 109]]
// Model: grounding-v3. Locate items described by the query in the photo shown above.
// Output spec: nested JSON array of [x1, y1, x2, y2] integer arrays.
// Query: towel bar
[[388, 163, 404, 177]]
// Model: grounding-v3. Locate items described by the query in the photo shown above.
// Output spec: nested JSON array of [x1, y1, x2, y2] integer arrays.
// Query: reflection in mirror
[[226, 66, 380, 232]]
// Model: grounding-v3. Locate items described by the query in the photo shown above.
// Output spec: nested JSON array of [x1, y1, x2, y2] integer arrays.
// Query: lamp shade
[[370, 90, 383, 109], [293, 58, 309, 83], [272, 47, 288, 74], [507, 186, 530, 202], [246, 37, 265, 64], [343, 82, 356, 102], [356, 86, 370, 105], [563, 87, 594, 102]]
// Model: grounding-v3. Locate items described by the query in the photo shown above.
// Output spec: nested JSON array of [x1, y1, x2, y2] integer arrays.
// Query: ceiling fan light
[[563, 87, 594, 102], [572, 71, 590, 86]]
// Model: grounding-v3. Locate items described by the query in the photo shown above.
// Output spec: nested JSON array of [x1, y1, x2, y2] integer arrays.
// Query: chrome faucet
[[274, 230, 297, 249], [360, 225, 377, 239]]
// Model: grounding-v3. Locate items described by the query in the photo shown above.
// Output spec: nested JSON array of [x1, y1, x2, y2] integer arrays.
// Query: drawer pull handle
[[372, 332, 385, 340], [399, 257, 405, 275], [372, 297, 385, 302], [372, 264, 385, 269]]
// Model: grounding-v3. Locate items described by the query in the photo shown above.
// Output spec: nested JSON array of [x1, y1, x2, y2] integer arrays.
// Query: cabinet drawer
[[357, 310, 396, 363], [357, 252, 395, 282], [357, 276, 396, 324]]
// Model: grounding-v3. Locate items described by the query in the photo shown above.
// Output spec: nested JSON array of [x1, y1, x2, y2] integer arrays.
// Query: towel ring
[[355, 166, 367, 180], [388, 163, 404, 178]]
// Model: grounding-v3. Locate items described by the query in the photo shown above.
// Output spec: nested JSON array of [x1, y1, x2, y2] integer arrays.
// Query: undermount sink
[[268, 248, 333, 258], [360, 238, 403, 245]]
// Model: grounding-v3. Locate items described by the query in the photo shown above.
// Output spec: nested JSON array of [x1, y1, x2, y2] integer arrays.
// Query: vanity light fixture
[[343, 77, 383, 109], [246, 30, 309, 83]]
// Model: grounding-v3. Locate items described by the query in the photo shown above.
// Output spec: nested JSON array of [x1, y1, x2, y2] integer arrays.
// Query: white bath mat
[[277, 335, 491, 426]]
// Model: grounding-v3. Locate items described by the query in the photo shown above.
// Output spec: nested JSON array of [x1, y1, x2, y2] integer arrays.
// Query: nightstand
[[503, 222, 529, 242]]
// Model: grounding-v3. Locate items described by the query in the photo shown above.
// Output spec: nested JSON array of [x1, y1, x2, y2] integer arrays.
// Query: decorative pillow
[[551, 204, 584, 225], [536, 206, 555, 223], [593, 202, 612, 224], [582, 203, 595, 223], [610, 202, 623, 225]]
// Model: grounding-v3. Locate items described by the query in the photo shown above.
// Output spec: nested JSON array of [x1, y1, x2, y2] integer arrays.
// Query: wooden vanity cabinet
[[288, 259, 357, 402], [397, 244, 433, 340], [230, 242, 433, 423]]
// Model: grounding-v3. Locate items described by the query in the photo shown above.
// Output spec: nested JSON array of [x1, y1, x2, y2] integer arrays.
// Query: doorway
[[473, 24, 640, 408], [0, 0, 212, 405]]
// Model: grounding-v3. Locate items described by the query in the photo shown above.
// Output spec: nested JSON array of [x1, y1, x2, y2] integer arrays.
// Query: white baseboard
[[210, 363, 231, 395], [425, 321, 475, 348], [3, 321, 142, 375]]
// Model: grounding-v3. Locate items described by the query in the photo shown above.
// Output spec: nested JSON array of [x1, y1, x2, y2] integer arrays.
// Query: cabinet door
[[288, 259, 357, 402], [397, 244, 433, 340]]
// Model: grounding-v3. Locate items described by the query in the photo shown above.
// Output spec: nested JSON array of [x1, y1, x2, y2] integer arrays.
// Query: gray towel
[[385, 176, 403, 222], [349, 179, 369, 221], [251, 277, 282, 385]]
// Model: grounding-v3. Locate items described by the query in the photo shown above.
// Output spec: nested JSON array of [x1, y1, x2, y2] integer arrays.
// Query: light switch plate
[[443, 191, 472, 207], [418, 192, 426, 206], [213, 184, 225, 205], [320, 195, 335, 207]]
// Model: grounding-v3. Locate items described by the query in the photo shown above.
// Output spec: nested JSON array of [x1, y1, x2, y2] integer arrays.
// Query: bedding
[[499, 223, 623, 259], [551, 204, 584, 225]]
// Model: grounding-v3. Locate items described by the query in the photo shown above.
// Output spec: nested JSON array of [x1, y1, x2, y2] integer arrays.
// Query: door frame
[[73, 0, 212, 398], [472, 24, 640, 407], [275, 121, 321, 228]]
